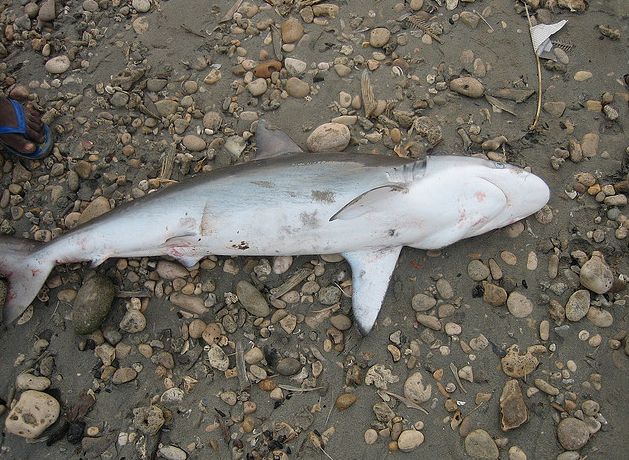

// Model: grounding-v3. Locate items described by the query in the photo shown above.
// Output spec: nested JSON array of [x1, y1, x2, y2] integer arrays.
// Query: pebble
[[285, 77, 310, 98], [500, 251, 517, 265], [72, 274, 115, 335], [132, 405, 164, 435], [543, 101, 566, 118], [500, 380, 528, 431], [483, 282, 507, 307], [276, 357, 302, 376], [112, 367, 138, 384], [586, 307, 613, 327], [182, 135, 206, 152], [581, 133, 599, 157], [335, 393, 357, 411], [450, 77, 485, 98], [464, 429, 499, 460], [38, 0, 56, 21], [369, 28, 391, 48], [281, 17, 304, 43], [574, 71, 593, 81], [207, 345, 230, 371], [158, 446, 187, 460], [156, 260, 189, 280], [506, 292, 534, 318], [508, 446, 527, 460], [579, 253, 613, 294], [397, 430, 424, 452], [468, 260, 490, 281], [557, 417, 590, 450], [78, 196, 111, 224], [534, 378, 559, 396], [436, 278, 454, 299], [119, 309, 146, 333], [16, 373, 51, 391], [284, 57, 307, 76], [330, 314, 352, 331], [247, 78, 268, 97], [411, 293, 437, 311], [416, 313, 441, 330], [132, 0, 151, 13], [5, 391, 60, 439], [501, 346, 538, 378], [565, 289, 590, 321], [364, 428, 378, 444], [403, 371, 432, 404], [306, 122, 350, 152], [45, 55, 71, 74], [236, 280, 270, 317]]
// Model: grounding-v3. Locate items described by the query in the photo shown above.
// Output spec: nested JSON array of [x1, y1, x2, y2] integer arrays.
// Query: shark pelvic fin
[[255, 120, 304, 159], [342, 246, 402, 335]]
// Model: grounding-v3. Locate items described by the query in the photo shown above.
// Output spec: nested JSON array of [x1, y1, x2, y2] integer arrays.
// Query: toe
[[26, 119, 45, 144], [1, 133, 36, 153]]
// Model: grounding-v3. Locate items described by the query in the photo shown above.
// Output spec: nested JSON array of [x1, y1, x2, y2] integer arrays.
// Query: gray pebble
[[72, 274, 115, 335]]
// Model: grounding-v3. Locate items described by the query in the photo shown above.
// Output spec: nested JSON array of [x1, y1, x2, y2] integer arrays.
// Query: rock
[[132, 0, 151, 13], [182, 135, 206, 152], [281, 17, 304, 43], [543, 101, 566, 117], [450, 77, 485, 98], [508, 446, 527, 460], [202, 323, 222, 344], [78, 196, 111, 224], [306, 122, 350, 152], [581, 133, 599, 157], [112, 367, 137, 384], [411, 293, 437, 311], [557, 417, 590, 450], [330, 314, 351, 330], [369, 28, 391, 47], [236, 281, 270, 317], [253, 60, 282, 78], [565, 289, 590, 321], [285, 77, 310, 98], [284, 58, 307, 76], [501, 345, 538, 378], [82, 0, 99, 12], [247, 78, 268, 97], [335, 393, 357, 411], [158, 446, 187, 460], [580, 253, 613, 294], [276, 357, 302, 376], [156, 261, 189, 280], [38, 0, 56, 22], [416, 313, 441, 330], [464, 429, 499, 460], [5, 391, 60, 439], [203, 69, 221, 84], [170, 293, 207, 314], [72, 274, 115, 335], [160, 388, 184, 404], [133, 405, 164, 435], [273, 256, 293, 274], [373, 402, 396, 422], [119, 309, 146, 333], [573, 70, 592, 81], [45, 55, 71, 74], [506, 291, 534, 318], [397, 430, 424, 452], [364, 428, 378, 444], [16, 373, 51, 391], [203, 112, 222, 130], [468, 260, 490, 281], [403, 371, 431, 404], [586, 307, 613, 327], [483, 282, 507, 307], [207, 344, 229, 371], [436, 278, 454, 299], [500, 380, 528, 431], [460, 11, 480, 28]]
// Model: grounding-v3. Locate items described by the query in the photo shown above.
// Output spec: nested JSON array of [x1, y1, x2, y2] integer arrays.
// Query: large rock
[[579, 252, 613, 294], [557, 417, 590, 450], [5, 390, 60, 439], [72, 273, 116, 335], [499, 380, 528, 431], [306, 123, 350, 152]]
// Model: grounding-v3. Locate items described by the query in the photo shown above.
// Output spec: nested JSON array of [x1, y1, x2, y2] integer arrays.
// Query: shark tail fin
[[0, 236, 55, 323]]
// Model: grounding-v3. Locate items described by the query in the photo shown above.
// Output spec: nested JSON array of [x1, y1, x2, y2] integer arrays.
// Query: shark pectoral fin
[[255, 120, 304, 159], [175, 255, 203, 268], [342, 246, 403, 335], [330, 185, 408, 221]]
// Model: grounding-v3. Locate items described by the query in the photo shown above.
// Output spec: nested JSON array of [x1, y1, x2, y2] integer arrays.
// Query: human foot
[[0, 96, 52, 159]]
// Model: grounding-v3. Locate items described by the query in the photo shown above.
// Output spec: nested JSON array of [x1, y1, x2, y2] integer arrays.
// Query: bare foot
[[0, 96, 46, 155]]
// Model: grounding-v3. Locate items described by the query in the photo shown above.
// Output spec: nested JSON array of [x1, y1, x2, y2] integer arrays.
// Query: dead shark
[[0, 121, 550, 334]]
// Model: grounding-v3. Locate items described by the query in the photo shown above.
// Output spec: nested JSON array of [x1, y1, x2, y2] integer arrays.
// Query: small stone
[[156, 261, 189, 280], [247, 78, 268, 97], [501, 345, 538, 378], [170, 293, 207, 314], [416, 314, 441, 330], [573, 70, 593, 81], [202, 112, 222, 130], [276, 357, 302, 376], [202, 323, 222, 345], [119, 309, 146, 333], [586, 307, 613, 327], [78, 196, 111, 224], [581, 133, 599, 157], [580, 253, 613, 294], [397, 430, 424, 452], [364, 428, 378, 444], [507, 292, 534, 318], [335, 393, 357, 411], [207, 345, 229, 371], [369, 28, 391, 48], [436, 278, 454, 299], [132, 0, 151, 13], [483, 282, 507, 307], [285, 77, 310, 98], [5, 391, 60, 439], [543, 101, 566, 117], [460, 11, 480, 28], [45, 55, 71, 74], [500, 380, 528, 431], [112, 367, 138, 384], [16, 373, 51, 391], [306, 123, 350, 152], [565, 289, 590, 321], [236, 281, 270, 317], [281, 17, 304, 43], [158, 446, 187, 460], [38, 0, 56, 21], [450, 77, 485, 98], [468, 260, 490, 281], [464, 429, 499, 460], [182, 135, 206, 152], [203, 69, 221, 85], [410, 0, 424, 10], [534, 378, 559, 396], [403, 371, 431, 404], [82, 0, 99, 12], [284, 57, 307, 76], [330, 314, 352, 331], [557, 417, 590, 450], [508, 446, 527, 460], [72, 274, 115, 335], [132, 405, 164, 435], [412, 293, 436, 311], [244, 347, 264, 364]]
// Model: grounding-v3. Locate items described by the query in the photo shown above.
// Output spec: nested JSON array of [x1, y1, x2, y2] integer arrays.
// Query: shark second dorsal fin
[[255, 120, 304, 159], [342, 246, 402, 335]]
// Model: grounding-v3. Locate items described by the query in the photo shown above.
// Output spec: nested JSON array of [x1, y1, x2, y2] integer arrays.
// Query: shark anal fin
[[255, 120, 304, 159], [342, 246, 402, 335], [330, 185, 407, 221]]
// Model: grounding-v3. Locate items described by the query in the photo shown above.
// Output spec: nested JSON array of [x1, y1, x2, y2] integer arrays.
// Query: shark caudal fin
[[0, 236, 55, 323]]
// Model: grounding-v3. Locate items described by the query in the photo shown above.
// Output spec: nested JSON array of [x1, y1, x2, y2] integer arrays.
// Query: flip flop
[[0, 98, 53, 160]]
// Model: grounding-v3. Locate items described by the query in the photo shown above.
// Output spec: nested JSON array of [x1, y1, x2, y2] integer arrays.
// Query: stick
[[522, 2, 542, 130]]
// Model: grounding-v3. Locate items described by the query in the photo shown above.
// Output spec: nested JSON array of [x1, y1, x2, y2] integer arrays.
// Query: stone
[[483, 282, 507, 307], [507, 292, 534, 318], [207, 345, 229, 371], [460, 11, 480, 28], [508, 446, 527, 460], [82, 0, 99, 12], [38, 0, 56, 22], [45, 55, 70, 74], [276, 357, 302, 376], [72, 274, 115, 335], [403, 371, 431, 404], [112, 367, 137, 384], [236, 280, 270, 317], [397, 430, 424, 452], [158, 446, 187, 460], [78, 196, 111, 224], [543, 101, 566, 117], [573, 70, 592, 81], [468, 260, 490, 281], [16, 373, 51, 391], [411, 293, 437, 311], [202, 323, 222, 344], [586, 307, 613, 327], [156, 261, 189, 280], [557, 417, 590, 450], [565, 289, 590, 321], [464, 429, 499, 459], [132, 405, 164, 435], [580, 253, 613, 294], [306, 122, 350, 152], [335, 393, 357, 410], [500, 380, 528, 431], [132, 0, 151, 13], [364, 428, 378, 444], [501, 345, 538, 378], [119, 309, 146, 333], [5, 391, 60, 439], [330, 314, 351, 330], [436, 278, 454, 299], [581, 133, 599, 158], [203, 112, 222, 130], [285, 77, 310, 98], [247, 78, 268, 97], [284, 58, 307, 76], [170, 293, 207, 314], [182, 135, 206, 152], [450, 77, 485, 98], [160, 388, 184, 404], [369, 28, 391, 47], [281, 17, 304, 43]]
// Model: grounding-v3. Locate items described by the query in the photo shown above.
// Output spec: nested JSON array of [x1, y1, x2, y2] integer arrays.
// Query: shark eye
[[493, 162, 506, 169]]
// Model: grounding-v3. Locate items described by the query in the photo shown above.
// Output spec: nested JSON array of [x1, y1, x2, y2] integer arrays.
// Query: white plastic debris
[[530, 20, 568, 59]]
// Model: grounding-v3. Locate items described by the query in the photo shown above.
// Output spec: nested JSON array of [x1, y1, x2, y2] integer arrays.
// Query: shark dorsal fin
[[255, 120, 304, 159]]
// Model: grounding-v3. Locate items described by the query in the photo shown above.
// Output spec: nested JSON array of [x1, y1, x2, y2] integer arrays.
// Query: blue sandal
[[0, 98, 53, 160]]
